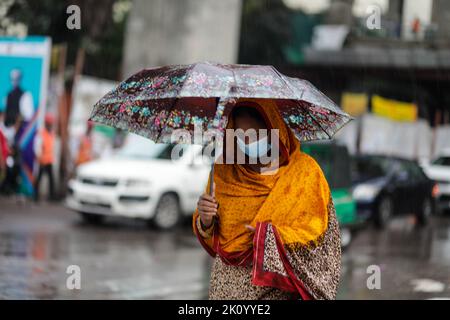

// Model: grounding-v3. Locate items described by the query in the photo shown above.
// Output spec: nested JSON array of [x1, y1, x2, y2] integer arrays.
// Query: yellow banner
[[372, 95, 418, 122], [341, 92, 368, 117]]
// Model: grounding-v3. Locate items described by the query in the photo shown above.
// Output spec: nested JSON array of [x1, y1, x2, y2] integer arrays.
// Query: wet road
[[1, 197, 450, 300]]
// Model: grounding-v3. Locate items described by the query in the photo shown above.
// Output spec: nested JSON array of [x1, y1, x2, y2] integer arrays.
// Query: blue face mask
[[237, 136, 272, 159]]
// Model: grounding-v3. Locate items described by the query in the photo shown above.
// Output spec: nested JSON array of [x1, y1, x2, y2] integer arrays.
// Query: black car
[[352, 155, 437, 228]]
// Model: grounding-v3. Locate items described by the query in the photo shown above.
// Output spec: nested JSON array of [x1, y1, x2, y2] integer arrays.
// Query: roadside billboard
[[0, 36, 51, 196]]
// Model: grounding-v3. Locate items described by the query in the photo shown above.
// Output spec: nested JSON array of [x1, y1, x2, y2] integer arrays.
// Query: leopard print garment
[[208, 256, 298, 300], [284, 199, 341, 300], [208, 199, 340, 300], [254, 199, 341, 300]]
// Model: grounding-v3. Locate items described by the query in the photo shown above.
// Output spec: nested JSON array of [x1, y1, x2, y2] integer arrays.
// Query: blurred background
[[1, 0, 450, 299]]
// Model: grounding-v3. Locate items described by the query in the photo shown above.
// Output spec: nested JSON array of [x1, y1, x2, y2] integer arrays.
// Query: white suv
[[65, 134, 210, 229], [422, 150, 450, 214]]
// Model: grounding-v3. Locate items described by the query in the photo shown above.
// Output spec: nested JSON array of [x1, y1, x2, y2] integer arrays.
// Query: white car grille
[[80, 177, 119, 187]]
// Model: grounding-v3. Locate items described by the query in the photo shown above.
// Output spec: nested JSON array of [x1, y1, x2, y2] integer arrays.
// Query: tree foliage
[[238, 0, 294, 65], [4, 0, 130, 80]]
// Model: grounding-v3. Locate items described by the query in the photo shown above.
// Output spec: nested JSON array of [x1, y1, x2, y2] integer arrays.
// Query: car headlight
[[352, 184, 380, 201], [124, 179, 151, 188]]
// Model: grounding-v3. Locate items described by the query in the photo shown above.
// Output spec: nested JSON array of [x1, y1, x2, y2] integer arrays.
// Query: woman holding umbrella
[[194, 98, 341, 300], [90, 62, 350, 300]]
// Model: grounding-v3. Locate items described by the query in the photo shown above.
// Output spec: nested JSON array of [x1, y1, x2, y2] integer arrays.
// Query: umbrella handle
[[209, 162, 214, 196], [209, 161, 218, 226], [208, 138, 216, 196]]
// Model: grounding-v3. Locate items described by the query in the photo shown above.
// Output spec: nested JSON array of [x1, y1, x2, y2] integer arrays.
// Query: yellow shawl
[[194, 98, 331, 253]]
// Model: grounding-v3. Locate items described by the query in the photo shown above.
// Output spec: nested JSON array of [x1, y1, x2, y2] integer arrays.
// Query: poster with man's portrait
[[0, 36, 51, 196]]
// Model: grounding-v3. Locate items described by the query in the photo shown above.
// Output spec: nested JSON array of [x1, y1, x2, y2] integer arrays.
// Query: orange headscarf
[[193, 98, 331, 253]]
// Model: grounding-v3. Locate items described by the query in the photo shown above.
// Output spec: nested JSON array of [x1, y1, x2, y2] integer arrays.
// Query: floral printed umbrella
[[89, 61, 353, 145]]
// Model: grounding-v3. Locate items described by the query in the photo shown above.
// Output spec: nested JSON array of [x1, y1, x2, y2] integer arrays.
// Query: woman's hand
[[197, 183, 218, 229]]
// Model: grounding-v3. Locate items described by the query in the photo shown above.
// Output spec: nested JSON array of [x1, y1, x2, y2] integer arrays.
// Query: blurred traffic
[[1, 0, 450, 299], [66, 135, 209, 229]]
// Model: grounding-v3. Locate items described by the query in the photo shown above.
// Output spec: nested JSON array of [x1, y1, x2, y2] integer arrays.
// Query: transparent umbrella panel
[[90, 61, 353, 144]]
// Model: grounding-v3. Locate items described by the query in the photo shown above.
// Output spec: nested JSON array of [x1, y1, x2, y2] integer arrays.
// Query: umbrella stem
[[209, 139, 216, 196], [209, 161, 214, 196]]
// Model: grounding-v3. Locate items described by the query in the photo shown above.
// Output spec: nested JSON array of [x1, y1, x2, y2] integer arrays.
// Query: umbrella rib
[[294, 100, 332, 139], [310, 112, 332, 139], [154, 63, 197, 142], [155, 97, 178, 143], [273, 66, 332, 140], [229, 65, 238, 98], [270, 66, 301, 100]]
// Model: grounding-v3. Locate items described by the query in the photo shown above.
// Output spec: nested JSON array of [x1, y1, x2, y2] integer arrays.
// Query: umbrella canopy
[[90, 61, 353, 144]]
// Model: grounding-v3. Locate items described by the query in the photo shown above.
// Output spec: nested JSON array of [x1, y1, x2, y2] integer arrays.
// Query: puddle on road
[[0, 220, 209, 299]]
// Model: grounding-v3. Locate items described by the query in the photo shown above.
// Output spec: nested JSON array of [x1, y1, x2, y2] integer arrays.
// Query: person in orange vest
[[412, 16, 421, 40], [34, 114, 55, 202], [76, 121, 94, 167]]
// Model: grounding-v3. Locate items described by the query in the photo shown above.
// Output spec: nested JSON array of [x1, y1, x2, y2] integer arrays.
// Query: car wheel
[[417, 197, 432, 226], [375, 196, 392, 229], [152, 193, 180, 230], [340, 227, 352, 249], [79, 212, 104, 225]]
